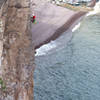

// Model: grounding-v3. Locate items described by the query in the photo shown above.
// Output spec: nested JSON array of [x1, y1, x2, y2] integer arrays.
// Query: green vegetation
[[59, 3, 93, 12], [0, 77, 6, 91]]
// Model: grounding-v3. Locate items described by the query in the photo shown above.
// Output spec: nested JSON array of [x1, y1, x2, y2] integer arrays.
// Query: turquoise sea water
[[34, 14, 100, 100]]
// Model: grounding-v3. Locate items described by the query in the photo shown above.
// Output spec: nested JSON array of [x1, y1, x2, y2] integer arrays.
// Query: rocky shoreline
[[35, 11, 86, 49], [31, 0, 87, 49]]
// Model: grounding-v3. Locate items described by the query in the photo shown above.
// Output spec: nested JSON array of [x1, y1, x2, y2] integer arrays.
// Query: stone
[[0, 0, 34, 100]]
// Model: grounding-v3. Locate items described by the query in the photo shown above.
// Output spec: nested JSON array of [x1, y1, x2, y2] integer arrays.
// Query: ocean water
[[34, 5, 100, 100]]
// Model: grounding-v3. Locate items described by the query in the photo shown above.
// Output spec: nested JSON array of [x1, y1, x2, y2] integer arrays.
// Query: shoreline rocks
[[31, 0, 86, 49]]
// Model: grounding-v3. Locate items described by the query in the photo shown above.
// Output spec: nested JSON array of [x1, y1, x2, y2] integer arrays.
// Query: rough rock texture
[[0, 0, 34, 100], [88, 0, 96, 7], [0, 0, 6, 8]]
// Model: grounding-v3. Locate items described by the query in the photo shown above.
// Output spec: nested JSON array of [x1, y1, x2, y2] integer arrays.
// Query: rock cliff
[[0, 0, 34, 100]]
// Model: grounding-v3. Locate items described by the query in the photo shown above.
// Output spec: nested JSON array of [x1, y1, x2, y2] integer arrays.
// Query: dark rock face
[[15, 3, 22, 9], [0, 0, 35, 100], [0, 0, 6, 8]]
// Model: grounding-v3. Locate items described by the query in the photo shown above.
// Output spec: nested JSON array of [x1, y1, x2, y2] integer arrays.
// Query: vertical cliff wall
[[0, 0, 34, 100]]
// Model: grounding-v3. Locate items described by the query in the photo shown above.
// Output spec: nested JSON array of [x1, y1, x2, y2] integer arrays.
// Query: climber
[[31, 14, 36, 23]]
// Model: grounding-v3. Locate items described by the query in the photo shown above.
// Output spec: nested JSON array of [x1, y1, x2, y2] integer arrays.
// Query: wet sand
[[31, 2, 86, 49]]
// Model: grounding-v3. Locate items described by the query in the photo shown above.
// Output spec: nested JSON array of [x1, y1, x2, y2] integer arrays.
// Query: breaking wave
[[35, 22, 81, 56], [87, 0, 100, 16], [35, 41, 57, 56], [72, 22, 81, 32]]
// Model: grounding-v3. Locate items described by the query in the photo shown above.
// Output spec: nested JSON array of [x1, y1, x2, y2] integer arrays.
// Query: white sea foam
[[72, 22, 81, 32], [35, 22, 81, 56], [87, 1, 100, 16], [35, 41, 57, 56]]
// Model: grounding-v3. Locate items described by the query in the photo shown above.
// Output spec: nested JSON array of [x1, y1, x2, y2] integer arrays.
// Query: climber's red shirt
[[33, 16, 36, 19]]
